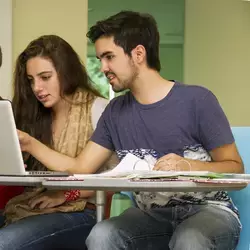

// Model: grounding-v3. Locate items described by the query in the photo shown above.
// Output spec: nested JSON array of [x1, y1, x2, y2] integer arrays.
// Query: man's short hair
[[87, 11, 161, 72]]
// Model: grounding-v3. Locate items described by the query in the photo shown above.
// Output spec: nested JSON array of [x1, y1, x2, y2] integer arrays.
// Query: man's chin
[[112, 86, 126, 93]]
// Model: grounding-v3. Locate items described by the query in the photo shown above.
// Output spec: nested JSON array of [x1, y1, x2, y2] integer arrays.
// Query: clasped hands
[[153, 153, 191, 171]]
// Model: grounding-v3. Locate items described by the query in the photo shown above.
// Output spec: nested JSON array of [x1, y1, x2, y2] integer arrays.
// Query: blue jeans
[[0, 209, 96, 250], [86, 205, 241, 250]]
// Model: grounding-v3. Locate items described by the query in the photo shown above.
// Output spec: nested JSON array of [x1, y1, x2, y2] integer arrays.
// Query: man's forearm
[[187, 159, 244, 173]]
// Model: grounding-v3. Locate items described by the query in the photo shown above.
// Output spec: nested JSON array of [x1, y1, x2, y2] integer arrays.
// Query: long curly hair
[[12, 35, 100, 170]]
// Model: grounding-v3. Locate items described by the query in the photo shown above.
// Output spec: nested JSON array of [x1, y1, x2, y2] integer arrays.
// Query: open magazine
[[73, 153, 225, 179], [45, 153, 250, 183]]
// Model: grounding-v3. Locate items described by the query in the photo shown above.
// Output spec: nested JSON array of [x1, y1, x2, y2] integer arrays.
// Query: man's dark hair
[[0, 46, 2, 67], [87, 11, 161, 72]]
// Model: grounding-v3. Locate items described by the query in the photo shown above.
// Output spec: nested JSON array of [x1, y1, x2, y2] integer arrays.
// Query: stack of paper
[[73, 153, 225, 180]]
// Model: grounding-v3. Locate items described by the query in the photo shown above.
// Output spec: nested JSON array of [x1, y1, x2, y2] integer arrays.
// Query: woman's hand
[[17, 129, 33, 152], [153, 153, 191, 171], [28, 190, 66, 209]]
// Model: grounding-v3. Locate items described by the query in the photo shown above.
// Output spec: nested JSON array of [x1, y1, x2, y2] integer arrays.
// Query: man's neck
[[130, 69, 175, 105]]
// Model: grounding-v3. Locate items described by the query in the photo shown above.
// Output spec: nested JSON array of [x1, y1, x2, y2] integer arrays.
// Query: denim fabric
[[86, 205, 240, 250], [0, 209, 96, 250]]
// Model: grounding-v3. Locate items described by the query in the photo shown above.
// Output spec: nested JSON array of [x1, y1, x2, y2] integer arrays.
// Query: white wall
[[0, 0, 12, 99], [184, 0, 250, 125], [13, 0, 88, 64], [1, 0, 88, 100]]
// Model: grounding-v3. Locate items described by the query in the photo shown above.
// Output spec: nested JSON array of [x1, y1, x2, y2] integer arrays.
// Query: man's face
[[95, 36, 139, 92]]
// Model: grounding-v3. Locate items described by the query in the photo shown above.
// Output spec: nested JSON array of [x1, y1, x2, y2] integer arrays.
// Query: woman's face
[[26, 56, 62, 109]]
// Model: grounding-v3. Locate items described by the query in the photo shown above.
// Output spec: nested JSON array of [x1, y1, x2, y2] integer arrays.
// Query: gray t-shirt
[[91, 82, 237, 214]]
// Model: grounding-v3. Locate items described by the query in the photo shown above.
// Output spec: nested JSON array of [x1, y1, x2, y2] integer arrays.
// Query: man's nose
[[100, 61, 109, 73]]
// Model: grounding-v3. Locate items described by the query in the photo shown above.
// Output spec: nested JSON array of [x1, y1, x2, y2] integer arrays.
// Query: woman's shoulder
[[91, 97, 109, 129]]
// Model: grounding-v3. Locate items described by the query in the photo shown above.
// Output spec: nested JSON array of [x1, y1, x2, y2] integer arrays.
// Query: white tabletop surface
[[0, 176, 43, 186], [42, 177, 246, 192]]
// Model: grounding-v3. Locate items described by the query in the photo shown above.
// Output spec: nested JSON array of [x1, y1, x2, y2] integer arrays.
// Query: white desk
[[0, 176, 43, 186], [42, 177, 246, 222]]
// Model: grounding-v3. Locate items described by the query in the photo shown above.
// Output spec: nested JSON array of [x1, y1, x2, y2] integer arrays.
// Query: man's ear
[[131, 45, 146, 64]]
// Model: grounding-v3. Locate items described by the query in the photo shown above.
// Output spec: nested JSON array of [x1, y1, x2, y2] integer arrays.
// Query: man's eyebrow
[[96, 51, 113, 59]]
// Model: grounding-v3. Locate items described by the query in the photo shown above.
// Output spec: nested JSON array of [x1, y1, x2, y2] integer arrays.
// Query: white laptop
[[0, 100, 69, 177]]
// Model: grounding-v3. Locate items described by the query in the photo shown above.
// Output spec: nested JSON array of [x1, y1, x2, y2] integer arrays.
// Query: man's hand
[[28, 190, 66, 209], [153, 153, 191, 171], [17, 129, 32, 152]]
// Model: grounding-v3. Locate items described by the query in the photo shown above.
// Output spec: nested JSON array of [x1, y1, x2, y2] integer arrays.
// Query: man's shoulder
[[176, 82, 211, 95], [106, 91, 132, 109]]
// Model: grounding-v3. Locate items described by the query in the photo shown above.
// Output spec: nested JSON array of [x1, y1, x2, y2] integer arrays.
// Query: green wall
[[87, 0, 185, 85]]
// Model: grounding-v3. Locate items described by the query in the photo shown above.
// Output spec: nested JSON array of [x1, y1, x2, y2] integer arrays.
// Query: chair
[[229, 127, 250, 250], [109, 191, 135, 218]]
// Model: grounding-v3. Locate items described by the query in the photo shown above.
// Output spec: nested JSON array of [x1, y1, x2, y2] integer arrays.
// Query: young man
[[18, 11, 243, 249]]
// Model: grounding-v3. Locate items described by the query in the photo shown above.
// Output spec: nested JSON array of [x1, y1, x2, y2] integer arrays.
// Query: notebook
[[73, 153, 223, 179], [0, 100, 68, 177]]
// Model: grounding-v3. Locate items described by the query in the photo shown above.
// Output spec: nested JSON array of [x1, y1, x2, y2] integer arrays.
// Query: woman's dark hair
[[12, 35, 100, 170]]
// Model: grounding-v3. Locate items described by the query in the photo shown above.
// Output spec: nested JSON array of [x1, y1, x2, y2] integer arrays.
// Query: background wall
[[1, 0, 250, 124], [0, 0, 88, 99], [87, 0, 185, 99], [13, 0, 88, 62], [184, 0, 250, 125], [0, 0, 12, 99]]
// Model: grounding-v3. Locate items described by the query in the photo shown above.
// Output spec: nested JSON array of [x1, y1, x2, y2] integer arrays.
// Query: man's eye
[[106, 55, 114, 60]]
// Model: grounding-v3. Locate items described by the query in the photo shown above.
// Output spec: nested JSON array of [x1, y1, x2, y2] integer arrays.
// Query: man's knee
[[169, 227, 214, 250], [86, 219, 127, 249]]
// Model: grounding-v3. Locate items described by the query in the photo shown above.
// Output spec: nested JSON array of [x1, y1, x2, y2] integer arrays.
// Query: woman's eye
[[41, 76, 51, 81], [28, 78, 34, 84]]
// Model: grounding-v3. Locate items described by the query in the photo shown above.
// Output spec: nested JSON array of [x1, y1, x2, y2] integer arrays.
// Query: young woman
[[0, 35, 109, 250]]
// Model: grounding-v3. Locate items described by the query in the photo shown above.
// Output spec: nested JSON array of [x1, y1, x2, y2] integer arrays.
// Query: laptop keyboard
[[27, 171, 69, 177]]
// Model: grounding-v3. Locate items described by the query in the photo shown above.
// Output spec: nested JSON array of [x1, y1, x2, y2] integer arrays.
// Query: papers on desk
[[45, 153, 250, 184], [73, 153, 224, 180]]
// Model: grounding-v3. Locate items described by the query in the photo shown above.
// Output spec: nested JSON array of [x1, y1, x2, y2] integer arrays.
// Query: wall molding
[[0, 0, 12, 99]]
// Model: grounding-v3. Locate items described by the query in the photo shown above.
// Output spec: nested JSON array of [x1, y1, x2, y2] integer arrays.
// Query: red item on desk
[[0, 186, 24, 209]]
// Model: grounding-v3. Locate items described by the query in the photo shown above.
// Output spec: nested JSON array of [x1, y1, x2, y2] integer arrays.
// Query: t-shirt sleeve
[[90, 105, 115, 151], [197, 90, 234, 151]]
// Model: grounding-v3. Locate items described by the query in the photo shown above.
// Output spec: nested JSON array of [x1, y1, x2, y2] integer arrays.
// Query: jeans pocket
[[174, 204, 201, 222]]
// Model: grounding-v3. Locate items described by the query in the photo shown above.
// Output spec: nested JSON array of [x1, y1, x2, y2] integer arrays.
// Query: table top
[[42, 177, 246, 192], [0, 176, 43, 186]]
